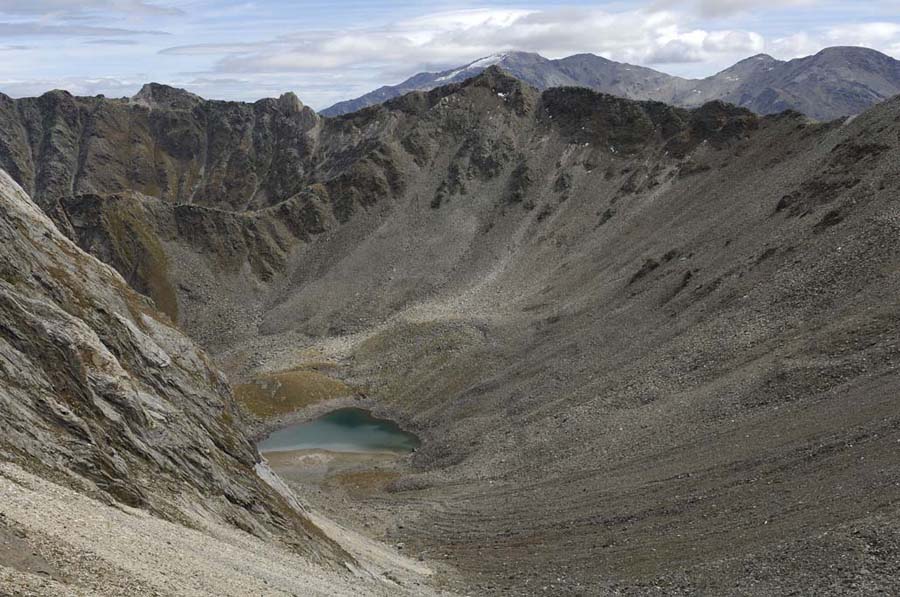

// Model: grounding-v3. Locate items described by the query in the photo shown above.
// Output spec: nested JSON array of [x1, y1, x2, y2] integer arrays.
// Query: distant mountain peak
[[321, 45, 900, 122], [473, 63, 517, 81], [808, 45, 898, 67], [463, 64, 534, 95], [715, 53, 781, 77], [276, 91, 304, 111], [816, 45, 883, 56], [431, 53, 517, 84], [132, 82, 202, 110]]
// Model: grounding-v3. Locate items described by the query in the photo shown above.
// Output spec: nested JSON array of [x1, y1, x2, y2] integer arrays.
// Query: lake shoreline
[[257, 406, 420, 454], [247, 395, 432, 452]]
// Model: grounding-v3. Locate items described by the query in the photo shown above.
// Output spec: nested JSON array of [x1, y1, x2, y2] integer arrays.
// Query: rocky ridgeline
[[0, 68, 758, 346], [0, 83, 320, 212], [323, 46, 900, 121]]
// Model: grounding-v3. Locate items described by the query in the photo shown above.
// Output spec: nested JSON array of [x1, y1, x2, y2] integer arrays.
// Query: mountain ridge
[[321, 46, 900, 120]]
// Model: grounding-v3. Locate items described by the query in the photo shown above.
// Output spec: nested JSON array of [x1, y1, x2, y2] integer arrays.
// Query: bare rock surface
[[0, 463, 442, 596], [0, 84, 320, 212]]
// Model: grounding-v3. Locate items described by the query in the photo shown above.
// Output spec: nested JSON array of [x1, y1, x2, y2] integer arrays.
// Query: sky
[[0, 0, 898, 110]]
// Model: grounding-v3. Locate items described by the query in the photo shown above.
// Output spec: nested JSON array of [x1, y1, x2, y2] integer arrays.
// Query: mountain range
[[322, 46, 900, 121]]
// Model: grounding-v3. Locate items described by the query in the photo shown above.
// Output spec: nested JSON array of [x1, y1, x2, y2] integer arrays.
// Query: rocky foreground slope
[[2, 69, 900, 594], [0, 171, 440, 594]]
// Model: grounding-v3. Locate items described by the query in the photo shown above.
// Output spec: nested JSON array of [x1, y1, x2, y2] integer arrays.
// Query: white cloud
[[84, 39, 141, 45], [647, 39, 706, 63], [0, 22, 164, 36], [769, 32, 821, 57], [0, 75, 141, 97], [704, 30, 764, 53], [646, 27, 763, 63], [771, 21, 900, 59], [161, 6, 768, 78], [0, 1, 897, 110], [0, 0, 176, 38], [824, 22, 900, 46], [0, 0, 181, 16], [660, 0, 818, 18], [161, 42, 268, 56]]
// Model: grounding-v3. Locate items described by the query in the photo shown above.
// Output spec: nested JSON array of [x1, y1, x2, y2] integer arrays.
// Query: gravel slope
[[0, 463, 445, 596]]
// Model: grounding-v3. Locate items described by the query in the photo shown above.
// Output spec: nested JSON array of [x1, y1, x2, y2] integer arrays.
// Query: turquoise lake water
[[258, 407, 421, 454]]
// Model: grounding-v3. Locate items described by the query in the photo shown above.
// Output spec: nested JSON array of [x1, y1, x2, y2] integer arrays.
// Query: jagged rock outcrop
[[32, 69, 757, 344], [0, 84, 321, 212]]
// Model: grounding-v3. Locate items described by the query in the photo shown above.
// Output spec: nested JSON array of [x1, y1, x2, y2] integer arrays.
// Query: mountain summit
[[322, 46, 900, 120], [132, 82, 203, 110]]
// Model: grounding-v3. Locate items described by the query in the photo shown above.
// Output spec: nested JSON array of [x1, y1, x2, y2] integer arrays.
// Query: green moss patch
[[101, 199, 179, 323], [234, 368, 353, 419]]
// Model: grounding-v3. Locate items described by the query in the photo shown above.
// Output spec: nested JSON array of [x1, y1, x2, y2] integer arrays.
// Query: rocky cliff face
[[0, 85, 320, 212], [0, 169, 342, 560], [25, 70, 756, 347]]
